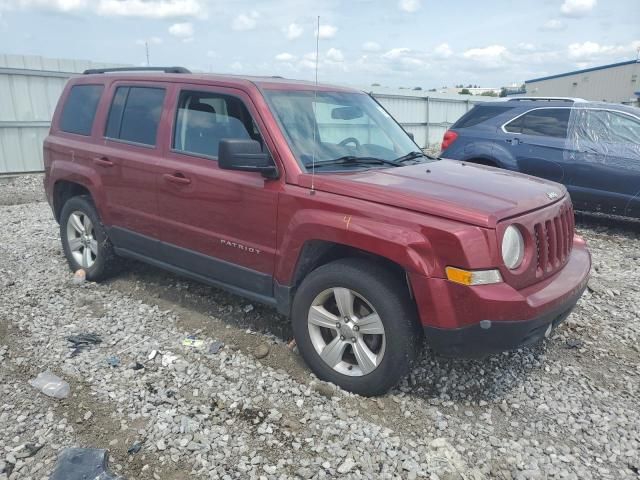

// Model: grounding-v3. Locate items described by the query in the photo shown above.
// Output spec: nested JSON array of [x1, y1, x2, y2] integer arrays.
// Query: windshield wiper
[[308, 156, 401, 168], [393, 151, 429, 163]]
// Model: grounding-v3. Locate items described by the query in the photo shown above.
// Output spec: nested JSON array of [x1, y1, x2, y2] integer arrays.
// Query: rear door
[[95, 82, 168, 253], [502, 107, 570, 183], [154, 83, 281, 300], [564, 108, 640, 216]]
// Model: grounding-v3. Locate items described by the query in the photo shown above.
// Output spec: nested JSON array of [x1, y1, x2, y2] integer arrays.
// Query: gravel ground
[[0, 174, 639, 480]]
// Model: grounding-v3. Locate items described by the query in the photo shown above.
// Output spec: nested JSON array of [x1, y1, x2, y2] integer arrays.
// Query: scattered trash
[[49, 448, 125, 480], [71, 269, 86, 285], [287, 339, 297, 350], [67, 332, 102, 357], [127, 441, 142, 455], [182, 335, 205, 349], [566, 338, 584, 349], [253, 343, 270, 359], [14, 443, 43, 459], [29, 371, 70, 399], [161, 352, 178, 367], [208, 340, 224, 354], [129, 361, 144, 370], [106, 356, 121, 367], [148, 349, 158, 360], [243, 304, 254, 313]]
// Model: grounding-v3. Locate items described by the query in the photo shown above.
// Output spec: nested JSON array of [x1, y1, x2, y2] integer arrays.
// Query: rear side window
[[105, 86, 165, 146], [60, 85, 104, 136], [505, 108, 570, 138], [452, 106, 514, 129]]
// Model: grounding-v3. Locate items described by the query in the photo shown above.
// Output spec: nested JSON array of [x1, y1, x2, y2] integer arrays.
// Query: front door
[[155, 84, 281, 300], [563, 108, 640, 217]]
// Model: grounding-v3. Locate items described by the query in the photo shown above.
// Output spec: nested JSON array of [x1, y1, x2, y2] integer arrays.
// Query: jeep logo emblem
[[546, 191, 559, 200]]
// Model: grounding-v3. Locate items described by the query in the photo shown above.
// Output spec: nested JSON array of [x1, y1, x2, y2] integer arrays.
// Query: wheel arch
[[53, 180, 95, 222]]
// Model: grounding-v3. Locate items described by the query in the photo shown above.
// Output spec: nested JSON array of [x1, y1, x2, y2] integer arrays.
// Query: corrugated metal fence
[[0, 54, 493, 174], [0, 54, 124, 174]]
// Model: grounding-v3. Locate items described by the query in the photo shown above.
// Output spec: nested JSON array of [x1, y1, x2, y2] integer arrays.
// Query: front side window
[[587, 110, 640, 144], [60, 84, 104, 136], [172, 90, 257, 158], [105, 86, 165, 146], [263, 90, 418, 170], [505, 108, 570, 138]]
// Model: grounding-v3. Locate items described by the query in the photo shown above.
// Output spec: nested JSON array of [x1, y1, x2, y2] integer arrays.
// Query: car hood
[[301, 159, 566, 228]]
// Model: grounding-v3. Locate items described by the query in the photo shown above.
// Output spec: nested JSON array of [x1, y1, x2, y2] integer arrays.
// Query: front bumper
[[409, 237, 591, 357]]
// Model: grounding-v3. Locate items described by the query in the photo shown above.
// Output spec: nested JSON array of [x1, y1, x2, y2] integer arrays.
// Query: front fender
[[274, 207, 436, 285]]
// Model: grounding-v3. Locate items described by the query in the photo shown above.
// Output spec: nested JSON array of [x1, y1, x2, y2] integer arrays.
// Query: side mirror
[[218, 139, 278, 179]]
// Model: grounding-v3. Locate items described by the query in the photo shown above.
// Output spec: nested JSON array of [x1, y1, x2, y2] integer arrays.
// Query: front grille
[[534, 204, 574, 275]]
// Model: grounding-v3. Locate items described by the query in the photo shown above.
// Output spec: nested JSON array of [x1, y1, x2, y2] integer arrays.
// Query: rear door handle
[[506, 138, 521, 145], [93, 156, 114, 167], [163, 173, 192, 185]]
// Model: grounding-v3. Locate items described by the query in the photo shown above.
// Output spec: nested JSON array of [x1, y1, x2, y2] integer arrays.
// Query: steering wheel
[[339, 137, 361, 149]]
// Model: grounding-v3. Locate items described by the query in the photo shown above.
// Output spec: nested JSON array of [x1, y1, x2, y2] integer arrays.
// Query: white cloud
[[18, 0, 87, 11], [275, 52, 296, 62], [541, 19, 565, 31], [560, 0, 596, 17], [326, 48, 344, 62], [316, 24, 337, 39], [362, 41, 381, 52], [168, 22, 193, 38], [398, 0, 420, 12], [97, 0, 203, 18], [284, 23, 303, 40], [463, 45, 510, 68], [382, 47, 411, 59], [232, 10, 259, 31], [434, 43, 453, 58], [566, 40, 634, 60]]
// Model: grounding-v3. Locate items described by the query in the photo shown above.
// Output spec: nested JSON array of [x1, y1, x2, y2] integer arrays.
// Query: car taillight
[[441, 130, 458, 151]]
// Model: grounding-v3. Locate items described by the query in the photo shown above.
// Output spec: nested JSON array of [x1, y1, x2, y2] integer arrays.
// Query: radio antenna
[[310, 15, 320, 194]]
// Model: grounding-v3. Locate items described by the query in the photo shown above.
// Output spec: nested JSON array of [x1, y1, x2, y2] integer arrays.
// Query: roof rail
[[506, 96, 587, 103], [83, 66, 191, 75]]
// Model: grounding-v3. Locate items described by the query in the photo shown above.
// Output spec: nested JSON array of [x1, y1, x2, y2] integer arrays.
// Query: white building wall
[[525, 61, 640, 104]]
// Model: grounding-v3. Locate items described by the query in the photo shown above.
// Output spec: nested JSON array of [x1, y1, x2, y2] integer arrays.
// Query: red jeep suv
[[44, 67, 591, 396]]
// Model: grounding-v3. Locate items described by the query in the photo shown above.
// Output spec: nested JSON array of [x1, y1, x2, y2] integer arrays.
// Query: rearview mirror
[[218, 139, 278, 179], [331, 106, 363, 120], [406, 132, 415, 141]]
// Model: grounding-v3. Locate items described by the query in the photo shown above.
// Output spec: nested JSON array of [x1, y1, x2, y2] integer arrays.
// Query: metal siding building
[[525, 60, 640, 105], [1, 54, 492, 174]]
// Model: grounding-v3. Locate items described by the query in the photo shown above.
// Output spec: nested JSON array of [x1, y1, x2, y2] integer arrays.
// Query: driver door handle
[[163, 173, 192, 185], [506, 138, 521, 145]]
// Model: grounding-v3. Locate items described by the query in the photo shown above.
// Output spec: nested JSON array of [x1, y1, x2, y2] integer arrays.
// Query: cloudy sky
[[0, 0, 638, 89]]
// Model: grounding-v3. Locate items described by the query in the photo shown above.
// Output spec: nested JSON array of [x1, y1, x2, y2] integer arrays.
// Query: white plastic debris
[[148, 350, 158, 360], [29, 371, 70, 399], [161, 352, 178, 367]]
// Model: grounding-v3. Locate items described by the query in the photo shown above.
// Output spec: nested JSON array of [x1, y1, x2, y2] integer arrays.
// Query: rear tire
[[60, 195, 118, 282], [291, 258, 422, 396]]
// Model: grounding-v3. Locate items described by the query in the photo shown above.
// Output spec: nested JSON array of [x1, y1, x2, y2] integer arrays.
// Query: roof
[[525, 59, 639, 84], [75, 69, 360, 93]]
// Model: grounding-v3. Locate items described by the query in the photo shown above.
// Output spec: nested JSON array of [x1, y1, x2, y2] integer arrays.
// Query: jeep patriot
[[44, 67, 591, 396]]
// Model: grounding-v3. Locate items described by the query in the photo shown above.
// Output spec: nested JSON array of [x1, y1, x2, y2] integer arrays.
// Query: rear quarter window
[[105, 86, 166, 146], [452, 105, 514, 129], [59, 84, 104, 136]]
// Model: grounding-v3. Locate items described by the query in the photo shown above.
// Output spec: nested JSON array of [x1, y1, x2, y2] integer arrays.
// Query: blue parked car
[[440, 97, 640, 219]]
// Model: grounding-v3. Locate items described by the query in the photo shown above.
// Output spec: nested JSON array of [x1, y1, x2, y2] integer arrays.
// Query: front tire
[[291, 258, 422, 396], [60, 195, 117, 282]]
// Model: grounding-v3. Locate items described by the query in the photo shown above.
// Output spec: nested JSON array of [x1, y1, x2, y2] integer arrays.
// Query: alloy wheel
[[307, 287, 386, 376], [66, 211, 97, 269]]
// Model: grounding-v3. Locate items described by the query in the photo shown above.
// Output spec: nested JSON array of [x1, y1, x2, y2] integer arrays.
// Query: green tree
[[459, 88, 472, 95], [481, 90, 498, 97]]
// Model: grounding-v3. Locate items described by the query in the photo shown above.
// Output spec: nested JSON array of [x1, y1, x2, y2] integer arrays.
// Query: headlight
[[502, 225, 524, 269]]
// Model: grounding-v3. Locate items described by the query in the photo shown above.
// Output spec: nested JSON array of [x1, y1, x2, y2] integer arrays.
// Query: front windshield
[[263, 90, 420, 170]]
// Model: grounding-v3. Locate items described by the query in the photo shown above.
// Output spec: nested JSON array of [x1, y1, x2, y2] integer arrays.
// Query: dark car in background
[[440, 97, 640, 219]]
